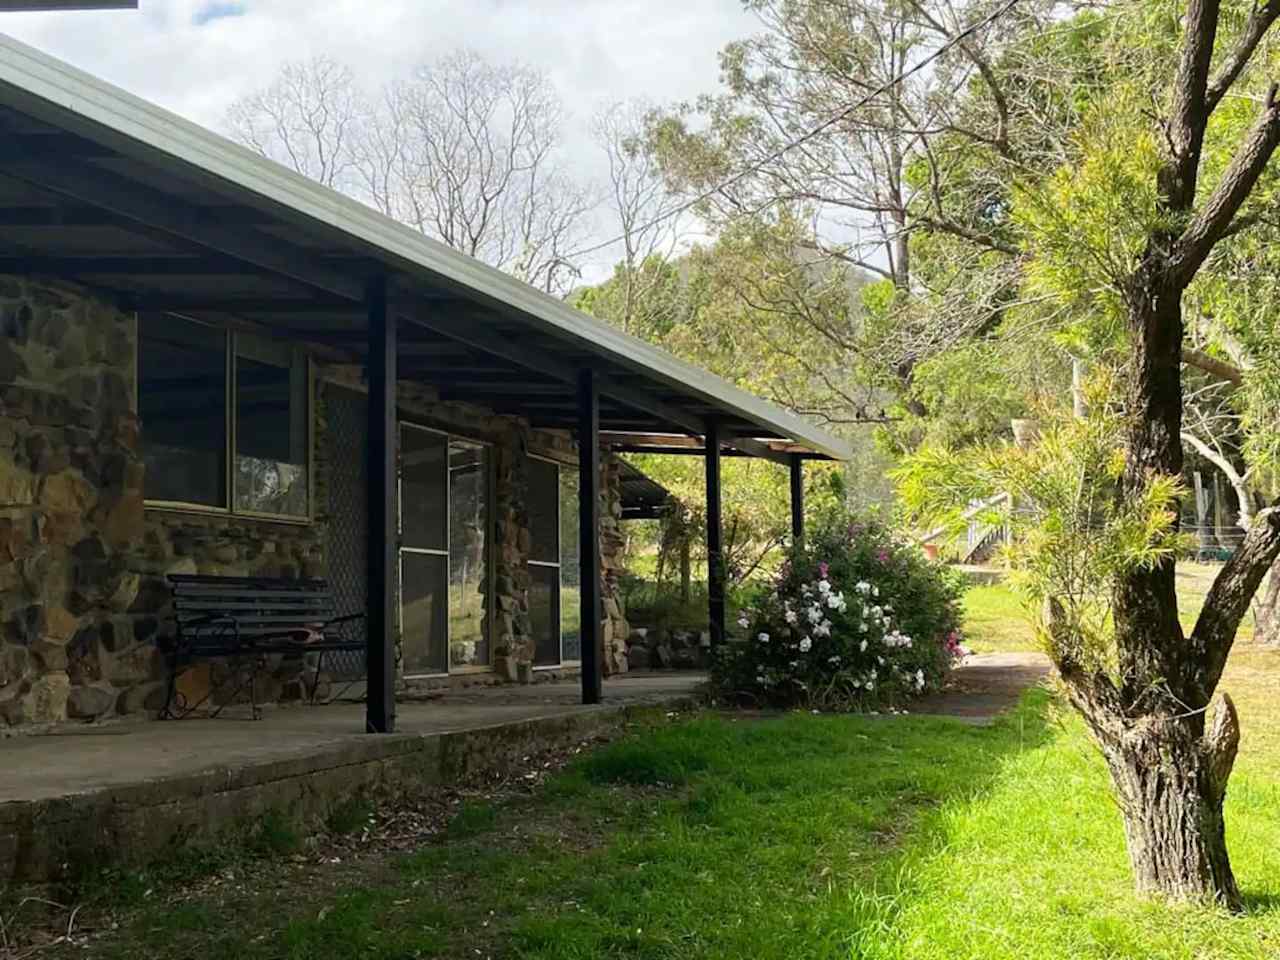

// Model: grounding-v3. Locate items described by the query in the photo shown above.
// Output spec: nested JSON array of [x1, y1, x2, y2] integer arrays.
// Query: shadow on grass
[[65, 694, 1062, 960]]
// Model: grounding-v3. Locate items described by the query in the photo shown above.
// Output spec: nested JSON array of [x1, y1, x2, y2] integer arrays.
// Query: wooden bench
[[162, 574, 365, 719]]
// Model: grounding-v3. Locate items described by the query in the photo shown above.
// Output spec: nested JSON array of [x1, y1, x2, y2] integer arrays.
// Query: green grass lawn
[[960, 582, 1042, 653], [961, 562, 1257, 652], [43, 580, 1280, 960]]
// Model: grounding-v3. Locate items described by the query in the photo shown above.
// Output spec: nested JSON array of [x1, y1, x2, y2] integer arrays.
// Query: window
[[139, 314, 310, 518], [449, 440, 491, 669], [529, 457, 581, 666], [138, 315, 227, 507], [235, 334, 309, 517], [398, 425, 493, 676]]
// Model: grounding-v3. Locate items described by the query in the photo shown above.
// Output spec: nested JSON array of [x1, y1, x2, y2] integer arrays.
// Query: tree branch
[[1163, 0, 1224, 210], [1170, 84, 1280, 286], [1205, 0, 1280, 111], [1182, 346, 1245, 385], [1194, 501, 1280, 691], [1181, 430, 1255, 529]]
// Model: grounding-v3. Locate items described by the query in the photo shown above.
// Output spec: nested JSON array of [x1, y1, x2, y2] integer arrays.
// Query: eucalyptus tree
[[226, 51, 592, 294], [643, 0, 1069, 415], [899, 0, 1280, 908]]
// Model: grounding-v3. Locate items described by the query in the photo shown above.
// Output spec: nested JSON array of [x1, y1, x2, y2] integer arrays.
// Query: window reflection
[[449, 441, 490, 669], [138, 315, 227, 507], [235, 334, 308, 517]]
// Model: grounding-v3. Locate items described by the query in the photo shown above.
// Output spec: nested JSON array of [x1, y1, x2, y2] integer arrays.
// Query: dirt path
[[910, 652, 1053, 723]]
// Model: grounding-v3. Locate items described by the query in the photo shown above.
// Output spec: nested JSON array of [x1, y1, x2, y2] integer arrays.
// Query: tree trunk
[[1102, 267, 1248, 907], [1254, 558, 1280, 645], [1080, 690, 1243, 911]]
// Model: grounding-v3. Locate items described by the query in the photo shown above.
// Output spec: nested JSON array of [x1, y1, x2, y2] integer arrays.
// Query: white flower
[[855, 580, 872, 595], [737, 616, 750, 629], [799, 636, 812, 653], [807, 606, 824, 625], [883, 630, 914, 650], [814, 620, 832, 638], [876, 656, 884, 665], [756, 674, 766, 684], [801, 584, 813, 597], [817, 579, 832, 595], [872, 586, 880, 597], [758, 632, 771, 644], [859, 621, 869, 633], [915, 669, 925, 690], [864, 679, 875, 691], [826, 592, 845, 610], [784, 609, 798, 625], [859, 639, 868, 652], [871, 605, 882, 618], [789, 660, 800, 668], [828, 655, 841, 665], [883, 605, 893, 614]]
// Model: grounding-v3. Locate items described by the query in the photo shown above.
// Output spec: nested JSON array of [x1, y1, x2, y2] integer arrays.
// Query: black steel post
[[705, 421, 725, 648], [789, 453, 805, 545], [366, 275, 396, 733], [578, 368, 603, 704]]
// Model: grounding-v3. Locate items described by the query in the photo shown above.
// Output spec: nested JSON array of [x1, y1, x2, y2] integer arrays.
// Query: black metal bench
[[162, 574, 365, 719]]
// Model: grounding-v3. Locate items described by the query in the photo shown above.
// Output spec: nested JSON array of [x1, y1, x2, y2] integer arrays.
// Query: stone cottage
[[0, 36, 848, 731]]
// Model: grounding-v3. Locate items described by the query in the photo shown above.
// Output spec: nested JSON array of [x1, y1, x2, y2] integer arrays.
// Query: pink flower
[[818, 561, 830, 579], [876, 549, 890, 564]]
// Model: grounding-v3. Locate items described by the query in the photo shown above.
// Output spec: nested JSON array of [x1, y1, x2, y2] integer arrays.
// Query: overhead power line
[[573, 0, 1023, 261]]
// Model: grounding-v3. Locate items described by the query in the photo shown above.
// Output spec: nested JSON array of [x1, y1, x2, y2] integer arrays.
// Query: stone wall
[[0, 278, 144, 725], [491, 435, 532, 680], [600, 454, 629, 675]]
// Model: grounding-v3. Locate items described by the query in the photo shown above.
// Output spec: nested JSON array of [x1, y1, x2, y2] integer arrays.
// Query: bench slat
[[174, 599, 334, 613], [172, 587, 331, 600]]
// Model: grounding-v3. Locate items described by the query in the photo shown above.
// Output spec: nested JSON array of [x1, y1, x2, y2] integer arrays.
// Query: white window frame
[[138, 312, 314, 524]]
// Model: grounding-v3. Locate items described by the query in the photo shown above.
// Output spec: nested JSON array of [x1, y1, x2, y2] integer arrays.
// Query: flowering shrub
[[712, 514, 969, 710]]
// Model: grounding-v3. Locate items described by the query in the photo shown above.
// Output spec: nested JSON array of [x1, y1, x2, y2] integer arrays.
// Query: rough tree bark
[[1255, 567, 1280, 645], [1055, 0, 1280, 910]]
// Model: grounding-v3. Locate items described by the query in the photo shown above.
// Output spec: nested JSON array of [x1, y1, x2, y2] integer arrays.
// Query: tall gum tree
[[1042, 0, 1280, 908]]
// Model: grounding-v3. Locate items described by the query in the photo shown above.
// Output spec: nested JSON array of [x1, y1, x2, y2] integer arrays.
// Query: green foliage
[[249, 808, 303, 857], [618, 573, 713, 632], [622, 451, 848, 589], [711, 512, 966, 709], [897, 372, 1190, 672], [324, 796, 372, 837]]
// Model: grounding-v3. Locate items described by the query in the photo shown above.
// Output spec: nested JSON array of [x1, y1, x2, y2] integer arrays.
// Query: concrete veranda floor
[[0, 672, 707, 805]]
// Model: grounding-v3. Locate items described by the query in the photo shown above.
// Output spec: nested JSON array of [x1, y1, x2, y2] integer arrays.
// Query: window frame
[[529, 454, 581, 669], [397, 421, 497, 679], [138, 312, 315, 524]]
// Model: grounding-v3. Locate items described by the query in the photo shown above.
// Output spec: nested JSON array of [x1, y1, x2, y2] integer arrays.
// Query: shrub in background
[[711, 512, 968, 709]]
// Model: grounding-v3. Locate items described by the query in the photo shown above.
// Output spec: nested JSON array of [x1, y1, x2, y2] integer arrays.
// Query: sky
[[0, 0, 758, 279]]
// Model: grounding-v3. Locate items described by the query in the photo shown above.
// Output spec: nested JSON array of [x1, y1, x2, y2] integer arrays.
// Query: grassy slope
[[64, 580, 1280, 960]]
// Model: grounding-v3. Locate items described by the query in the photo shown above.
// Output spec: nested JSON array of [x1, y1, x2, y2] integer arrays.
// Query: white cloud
[[0, 1, 753, 278]]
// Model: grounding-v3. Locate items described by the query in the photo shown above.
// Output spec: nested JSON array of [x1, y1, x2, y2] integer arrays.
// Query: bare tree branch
[[1205, 0, 1280, 111], [1195, 501, 1280, 688], [1170, 84, 1280, 286], [1182, 347, 1245, 384]]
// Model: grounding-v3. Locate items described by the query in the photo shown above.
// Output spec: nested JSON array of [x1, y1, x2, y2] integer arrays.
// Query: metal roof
[[0, 34, 851, 461], [618, 460, 673, 521]]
